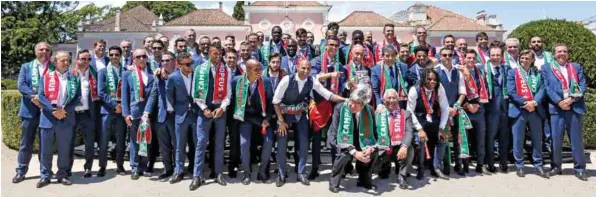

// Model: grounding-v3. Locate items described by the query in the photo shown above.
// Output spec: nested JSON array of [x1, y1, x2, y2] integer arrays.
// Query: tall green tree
[[121, 1, 196, 22], [232, 1, 245, 21]]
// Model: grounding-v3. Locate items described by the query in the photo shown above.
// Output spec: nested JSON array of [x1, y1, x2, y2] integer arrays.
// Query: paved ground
[[2, 144, 595, 197]]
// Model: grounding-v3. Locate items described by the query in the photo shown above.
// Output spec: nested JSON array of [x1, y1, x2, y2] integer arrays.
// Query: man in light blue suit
[[36, 51, 80, 188], [13, 42, 54, 184], [280, 39, 299, 75], [122, 48, 156, 180], [541, 43, 588, 181]]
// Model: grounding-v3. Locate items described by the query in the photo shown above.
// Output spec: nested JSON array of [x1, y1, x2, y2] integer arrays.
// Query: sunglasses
[[79, 58, 91, 61], [417, 32, 427, 35], [179, 63, 193, 67], [109, 53, 121, 57], [441, 54, 453, 57], [152, 47, 163, 50], [135, 55, 148, 59]]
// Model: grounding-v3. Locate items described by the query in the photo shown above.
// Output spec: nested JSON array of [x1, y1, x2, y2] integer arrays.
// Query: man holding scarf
[[541, 43, 588, 181], [13, 42, 54, 184], [374, 24, 400, 64], [327, 84, 380, 193], [122, 49, 156, 180], [190, 46, 232, 189], [36, 51, 80, 188], [70, 50, 101, 178], [231, 59, 275, 185], [273, 59, 346, 187], [340, 30, 375, 68]]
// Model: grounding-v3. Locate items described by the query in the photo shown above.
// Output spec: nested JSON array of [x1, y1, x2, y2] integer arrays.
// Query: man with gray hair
[[120, 39, 133, 66], [505, 38, 520, 69], [371, 45, 410, 111], [13, 41, 54, 184]]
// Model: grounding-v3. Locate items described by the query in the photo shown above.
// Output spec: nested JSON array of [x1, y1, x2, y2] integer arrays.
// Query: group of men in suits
[[11, 22, 589, 192]]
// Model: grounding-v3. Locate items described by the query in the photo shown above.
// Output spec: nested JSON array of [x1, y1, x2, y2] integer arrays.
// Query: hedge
[[2, 90, 596, 150], [1, 79, 17, 90]]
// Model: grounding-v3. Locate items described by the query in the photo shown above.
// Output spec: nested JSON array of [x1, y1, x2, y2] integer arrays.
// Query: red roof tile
[[166, 9, 244, 26], [85, 5, 157, 32], [249, 1, 326, 7], [424, 5, 499, 31], [339, 11, 407, 27]]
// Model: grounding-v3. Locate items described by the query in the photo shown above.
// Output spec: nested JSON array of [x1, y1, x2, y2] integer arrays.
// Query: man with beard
[[364, 31, 375, 50], [231, 59, 275, 185], [260, 26, 287, 69], [407, 45, 435, 86], [159, 36, 170, 52], [529, 36, 554, 157], [409, 26, 436, 60], [504, 38, 521, 69], [273, 59, 346, 187], [174, 38, 187, 55], [148, 40, 165, 71], [212, 37, 222, 46], [296, 28, 315, 61], [143, 36, 155, 58], [327, 84, 382, 193], [455, 38, 468, 66], [435, 35, 458, 65], [307, 31, 315, 45], [225, 35, 236, 50], [223, 39, 237, 59], [238, 41, 252, 69], [375, 24, 400, 64], [475, 32, 490, 64], [196, 36, 211, 66], [398, 43, 416, 67], [340, 30, 375, 68], [281, 39, 300, 75]]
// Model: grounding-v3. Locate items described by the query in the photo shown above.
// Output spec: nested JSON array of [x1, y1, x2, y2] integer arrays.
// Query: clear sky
[[86, 0, 596, 31]]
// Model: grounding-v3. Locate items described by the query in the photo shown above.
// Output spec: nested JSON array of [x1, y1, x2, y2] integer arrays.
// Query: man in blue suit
[[167, 52, 200, 185], [70, 50, 101, 178], [36, 51, 80, 188], [224, 48, 244, 177], [506, 50, 549, 178], [122, 48, 156, 180], [541, 43, 588, 181], [145, 51, 177, 180], [407, 45, 435, 86], [247, 33, 261, 62], [371, 45, 409, 110], [120, 39, 133, 66], [97, 46, 128, 176], [339, 30, 375, 68], [260, 26, 287, 69], [281, 39, 299, 75], [341, 44, 372, 96], [231, 59, 275, 185], [13, 42, 54, 184], [91, 39, 109, 71], [295, 28, 315, 62], [189, 46, 232, 190]]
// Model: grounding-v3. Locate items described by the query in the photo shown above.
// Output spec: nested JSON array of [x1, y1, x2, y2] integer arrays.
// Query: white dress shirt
[[95, 55, 106, 71], [436, 64, 466, 96], [559, 64, 570, 98], [140, 67, 149, 86], [37, 61, 46, 78], [56, 71, 69, 108], [272, 75, 333, 105], [406, 85, 449, 130], [506, 52, 519, 69], [534, 53, 546, 70], [75, 69, 90, 111], [197, 65, 232, 110]]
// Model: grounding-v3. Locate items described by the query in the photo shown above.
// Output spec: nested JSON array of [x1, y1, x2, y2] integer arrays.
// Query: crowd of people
[[11, 21, 589, 192]]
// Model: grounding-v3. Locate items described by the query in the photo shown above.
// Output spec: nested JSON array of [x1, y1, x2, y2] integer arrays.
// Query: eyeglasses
[[441, 54, 453, 57], [109, 53, 121, 57], [161, 59, 172, 63], [152, 47, 163, 50], [135, 55, 148, 59]]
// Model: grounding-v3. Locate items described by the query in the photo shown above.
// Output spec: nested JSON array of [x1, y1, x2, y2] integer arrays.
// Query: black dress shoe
[[158, 172, 173, 180], [58, 177, 72, 185], [398, 176, 409, 190], [378, 172, 389, 179], [537, 168, 549, 179], [456, 167, 466, 176], [189, 178, 202, 191], [416, 171, 424, 180], [516, 169, 525, 177], [169, 173, 183, 184], [116, 168, 127, 176], [308, 168, 320, 180], [357, 181, 377, 190], [345, 163, 354, 175], [36, 178, 51, 188], [97, 168, 106, 177], [487, 166, 497, 173], [12, 174, 25, 183], [215, 174, 227, 186], [67, 171, 72, 177], [242, 173, 251, 185], [477, 166, 491, 175], [209, 171, 217, 179], [257, 172, 269, 183], [549, 168, 562, 176], [228, 165, 237, 178], [575, 171, 588, 181], [500, 166, 509, 173], [434, 169, 449, 180], [329, 186, 340, 193], [276, 176, 286, 187], [131, 172, 141, 180], [297, 174, 310, 186], [83, 169, 92, 178], [143, 171, 153, 177]]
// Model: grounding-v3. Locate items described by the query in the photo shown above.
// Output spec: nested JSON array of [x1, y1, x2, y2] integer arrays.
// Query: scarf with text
[[233, 76, 266, 126], [515, 67, 541, 101], [30, 59, 55, 92], [44, 71, 78, 106], [337, 102, 375, 149], [106, 62, 123, 101], [74, 67, 99, 101], [551, 61, 581, 97], [464, 66, 489, 103], [193, 61, 228, 104]]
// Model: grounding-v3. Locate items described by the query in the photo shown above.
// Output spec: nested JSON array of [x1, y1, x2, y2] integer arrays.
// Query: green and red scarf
[[44, 71, 78, 106], [137, 117, 152, 157], [485, 61, 508, 99], [233, 76, 266, 120], [476, 47, 488, 64], [193, 61, 228, 104], [375, 39, 399, 63], [337, 102, 375, 149], [420, 87, 437, 122], [106, 62, 123, 101], [380, 64, 408, 101], [453, 103, 472, 158], [322, 51, 341, 93], [464, 66, 489, 103], [30, 59, 55, 92], [131, 65, 146, 102], [551, 61, 581, 97], [73, 67, 99, 101], [375, 108, 405, 152], [345, 44, 374, 68], [515, 67, 541, 101]]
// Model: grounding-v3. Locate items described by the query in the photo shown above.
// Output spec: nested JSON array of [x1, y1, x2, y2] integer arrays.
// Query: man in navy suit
[[36, 51, 81, 188], [541, 43, 588, 181], [339, 30, 375, 68], [145, 51, 177, 180], [224, 48, 244, 177], [247, 33, 261, 62], [296, 28, 315, 61], [260, 26, 287, 69], [341, 44, 372, 96], [122, 48, 156, 180], [371, 45, 409, 110], [189, 46, 232, 190], [231, 59, 275, 185], [120, 39, 133, 66], [281, 39, 300, 75], [70, 50, 101, 178], [13, 42, 53, 184]]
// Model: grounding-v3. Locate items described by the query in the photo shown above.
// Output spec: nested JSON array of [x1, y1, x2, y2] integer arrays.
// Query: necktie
[[390, 66, 396, 85], [494, 67, 501, 85]]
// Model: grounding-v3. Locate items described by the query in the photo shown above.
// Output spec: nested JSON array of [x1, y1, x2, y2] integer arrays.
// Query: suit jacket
[[480, 63, 510, 113], [507, 68, 546, 119], [90, 54, 109, 70], [230, 76, 274, 125], [17, 61, 43, 118], [145, 75, 169, 123], [338, 44, 375, 66], [371, 62, 409, 105], [98, 66, 127, 115], [541, 62, 586, 115], [75, 71, 100, 121], [310, 55, 347, 96], [121, 68, 156, 120], [281, 55, 300, 75], [165, 70, 200, 124], [38, 72, 80, 128]]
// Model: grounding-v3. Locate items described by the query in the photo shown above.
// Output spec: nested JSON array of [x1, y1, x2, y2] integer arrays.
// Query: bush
[[582, 89, 596, 148], [1, 90, 39, 151], [508, 19, 596, 88], [2, 79, 17, 90]]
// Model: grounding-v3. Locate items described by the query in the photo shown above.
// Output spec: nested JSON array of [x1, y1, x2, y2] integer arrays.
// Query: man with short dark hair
[[409, 26, 436, 60], [340, 30, 375, 68], [260, 26, 287, 69], [306, 31, 315, 45], [375, 24, 399, 64], [296, 28, 315, 61], [475, 32, 490, 64]]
